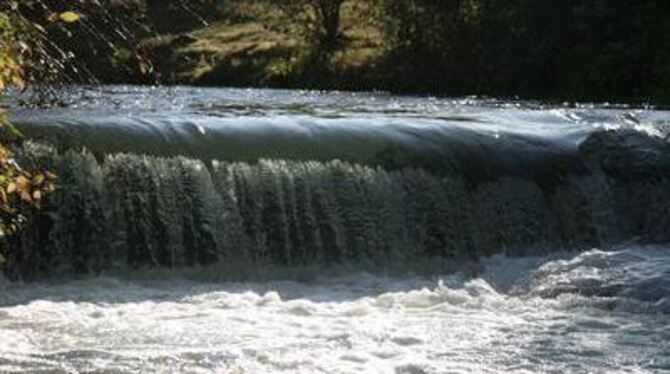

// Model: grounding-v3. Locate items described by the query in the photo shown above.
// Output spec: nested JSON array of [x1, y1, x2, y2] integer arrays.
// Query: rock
[[579, 129, 670, 181]]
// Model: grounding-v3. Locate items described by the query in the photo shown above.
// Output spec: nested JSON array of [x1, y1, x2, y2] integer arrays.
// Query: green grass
[[141, 0, 387, 88]]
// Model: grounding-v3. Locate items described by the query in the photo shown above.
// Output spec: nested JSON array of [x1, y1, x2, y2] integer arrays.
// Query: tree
[[378, 0, 670, 101], [282, 0, 346, 50], [310, 0, 345, 48]]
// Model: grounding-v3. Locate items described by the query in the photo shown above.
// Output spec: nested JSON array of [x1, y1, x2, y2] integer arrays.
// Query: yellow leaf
[[59, 11, 81, 23], [15, 175, 29, 190], [33, 174, 45, 185], [6, 183, 16, 194]]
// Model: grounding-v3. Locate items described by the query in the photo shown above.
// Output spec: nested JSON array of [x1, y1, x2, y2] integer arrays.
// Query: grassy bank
[[138, 1, 387, 91], [13, 0, 670, 104]]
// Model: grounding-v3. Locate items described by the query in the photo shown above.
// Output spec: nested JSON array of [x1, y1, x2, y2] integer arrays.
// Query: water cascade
[[1, 87, 669, 373], [5, 87, 670, 279]]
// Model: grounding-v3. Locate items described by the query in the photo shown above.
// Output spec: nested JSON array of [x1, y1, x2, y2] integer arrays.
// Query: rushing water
[[1, 247, 669, 373], [3, 86, 670, 372]]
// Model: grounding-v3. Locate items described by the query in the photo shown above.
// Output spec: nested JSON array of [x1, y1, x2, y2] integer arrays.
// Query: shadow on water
[[0, 257, 484, 306]]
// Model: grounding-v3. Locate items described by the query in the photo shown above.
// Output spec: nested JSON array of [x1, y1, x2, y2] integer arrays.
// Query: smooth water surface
[[9, 86, 669, 167]]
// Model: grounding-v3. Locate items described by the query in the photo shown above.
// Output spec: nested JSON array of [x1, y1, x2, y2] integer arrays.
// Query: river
[[2, 86, 669, 373]]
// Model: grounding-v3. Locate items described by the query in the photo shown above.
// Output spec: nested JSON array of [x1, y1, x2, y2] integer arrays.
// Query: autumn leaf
[[15, 175, 29, 190], [19, 190, 32, 203], [32, 174, 45, 185], [58, 11, 81, 23]]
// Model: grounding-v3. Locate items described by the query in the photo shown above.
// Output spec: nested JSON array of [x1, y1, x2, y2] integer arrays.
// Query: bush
[[0, 3, 56, 263]]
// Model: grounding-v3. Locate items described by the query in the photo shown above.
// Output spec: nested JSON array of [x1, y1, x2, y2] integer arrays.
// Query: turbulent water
[[3, 86, 670, 372], [1, 247, 669, 373]]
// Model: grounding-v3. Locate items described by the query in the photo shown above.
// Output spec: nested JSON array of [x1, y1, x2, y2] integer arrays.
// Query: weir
[[5, 88, 670, 279], [5, 131, 668, 280]]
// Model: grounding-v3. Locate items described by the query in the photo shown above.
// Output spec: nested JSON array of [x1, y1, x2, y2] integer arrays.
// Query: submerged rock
[[580, 129, 670, 180]]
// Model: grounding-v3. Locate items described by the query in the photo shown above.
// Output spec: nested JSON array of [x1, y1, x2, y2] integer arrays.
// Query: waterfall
[[5, 87, 670, 280], [5, 129, 670, 280]]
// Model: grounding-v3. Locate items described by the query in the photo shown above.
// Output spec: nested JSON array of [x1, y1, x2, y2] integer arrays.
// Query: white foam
[[0, 247, 668, 373]]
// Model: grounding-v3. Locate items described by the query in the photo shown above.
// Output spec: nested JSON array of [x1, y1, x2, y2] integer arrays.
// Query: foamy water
[[1, 247, 668, 373]]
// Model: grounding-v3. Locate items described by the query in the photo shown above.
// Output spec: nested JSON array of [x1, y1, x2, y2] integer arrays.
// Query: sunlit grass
[[143, 0, 386, 86]]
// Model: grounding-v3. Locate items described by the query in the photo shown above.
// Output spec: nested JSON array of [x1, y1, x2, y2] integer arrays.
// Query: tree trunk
[[314, 0, 344, 48]]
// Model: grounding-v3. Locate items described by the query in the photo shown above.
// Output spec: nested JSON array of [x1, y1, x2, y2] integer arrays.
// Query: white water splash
[[1, 247, 668, 373]]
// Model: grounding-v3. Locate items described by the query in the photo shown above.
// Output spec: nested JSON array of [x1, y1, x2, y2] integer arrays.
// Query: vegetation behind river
[[9, 0, 670, 104]]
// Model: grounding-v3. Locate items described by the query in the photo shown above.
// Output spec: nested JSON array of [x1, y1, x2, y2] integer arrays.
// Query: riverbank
[[133, 1, 386, 91], [85, 0, 669, 105]]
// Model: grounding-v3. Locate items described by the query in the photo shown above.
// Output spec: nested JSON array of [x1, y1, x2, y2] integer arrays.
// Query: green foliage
[[5, 0, 219, 85], [6, 0, 666, 102], [379, 0, 670, 102], [0, 2, 58, 257], [279, 0, 347, 51], [146, 0, 219, 33]]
